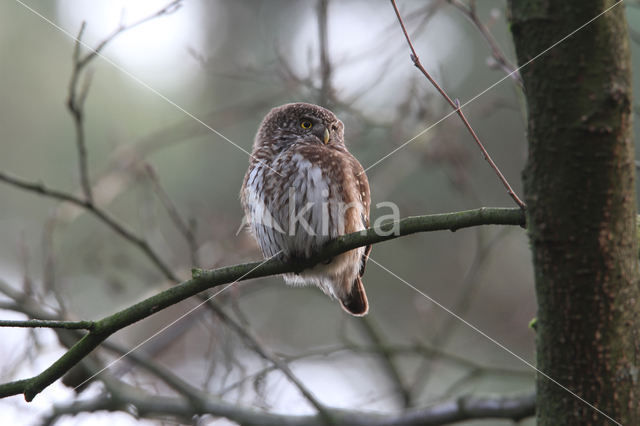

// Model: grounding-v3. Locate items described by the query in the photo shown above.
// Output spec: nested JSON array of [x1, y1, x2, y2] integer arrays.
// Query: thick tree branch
[[0, 207, 524, 401]]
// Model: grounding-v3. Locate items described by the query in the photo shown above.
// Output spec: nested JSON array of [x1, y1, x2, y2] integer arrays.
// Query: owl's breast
[[243, 146, 366, 259]]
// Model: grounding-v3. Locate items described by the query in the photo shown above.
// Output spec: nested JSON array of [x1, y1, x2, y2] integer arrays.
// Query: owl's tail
[[339, 277, 369, 316]]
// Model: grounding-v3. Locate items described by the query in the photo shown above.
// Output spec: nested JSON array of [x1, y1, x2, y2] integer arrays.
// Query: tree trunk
[[507, 1, 639, 424]]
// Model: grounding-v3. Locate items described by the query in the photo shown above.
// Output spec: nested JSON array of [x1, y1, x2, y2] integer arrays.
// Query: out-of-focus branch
[[43, 387, 535, 426], [317, 0, 332, 107], [0, 207, 524, 401], [445, 0, 522, 86], [0, 170, 177, 281], [67, 22, 93, 204], [390, 0, 526, 210], [357, 317, 412, 408], [203, 301, 332, 422], [145, 164, 200, 267], [65, 0, 183, 204], [410, 227, 511, 398], [222, 341, 531, 396]]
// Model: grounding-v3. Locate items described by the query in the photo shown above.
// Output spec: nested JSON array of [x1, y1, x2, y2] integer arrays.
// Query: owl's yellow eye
[[300, 120, 313, 129]]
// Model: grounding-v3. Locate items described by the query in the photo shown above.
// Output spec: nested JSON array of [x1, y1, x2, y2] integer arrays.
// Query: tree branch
[[357, 317, 412, 407], [317, 0, 332, 107], [199, 299, 333, 422], [65, 0, 183, 204], [0, 206, 524, 401], [67, 22, 93, 204], [0, 319, 94, 330], [0, 170, 177, 281], [445, 0, 522, 85], [44, 386, 535, 426], [390, 0, 526, 210]]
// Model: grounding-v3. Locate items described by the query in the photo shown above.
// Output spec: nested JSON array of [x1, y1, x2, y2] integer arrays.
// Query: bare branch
[[0, 170, 177, 281], [0, 319, 94, 330], [43, 387, 535, 426], [203, 301, 333, 422], [317, 0, 332, 107], [67, 21, 93, 203], [145, 164, 200, 267], [357, 318, 412, 408], [390, 0, 526, 210], [446, 0, 522, 85], [65, 0, 183, 204], [410, 227, 511, 396], [0, 279, 211, 406], [0, 207, 524, 401]]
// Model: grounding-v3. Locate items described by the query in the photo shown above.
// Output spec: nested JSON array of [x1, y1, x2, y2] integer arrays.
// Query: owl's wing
[[351, 157, 372, 278]]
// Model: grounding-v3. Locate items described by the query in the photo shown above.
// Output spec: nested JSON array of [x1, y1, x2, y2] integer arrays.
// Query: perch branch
[[0, 206, 524, 401], [390, 0, 526, 210]]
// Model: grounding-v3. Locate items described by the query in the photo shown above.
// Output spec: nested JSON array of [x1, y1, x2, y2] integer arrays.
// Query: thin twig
[[317, 0, 332, 107], [390, 0, 526, 210], [67, 22, 93, 204], [75, 0, 183, 71], [65, 0, 183, 204], [145, 164, 200, 267], [357, 317, 412, 407], [204, 302, 334, 424], [446, 0, 522, 85]]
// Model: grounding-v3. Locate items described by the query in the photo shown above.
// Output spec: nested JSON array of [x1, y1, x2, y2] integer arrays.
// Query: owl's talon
[[290, 254, 308, 274], [276, 252, 290, 263]]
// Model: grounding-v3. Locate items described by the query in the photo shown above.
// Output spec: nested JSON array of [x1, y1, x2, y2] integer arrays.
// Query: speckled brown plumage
[[241, 103, 371, 316]]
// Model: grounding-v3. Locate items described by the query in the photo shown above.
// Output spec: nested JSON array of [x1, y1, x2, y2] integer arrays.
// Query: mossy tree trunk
[[508, 1, 640, 424]]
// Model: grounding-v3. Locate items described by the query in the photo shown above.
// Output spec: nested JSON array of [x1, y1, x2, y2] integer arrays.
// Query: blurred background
[[1, 0, 638, 424]]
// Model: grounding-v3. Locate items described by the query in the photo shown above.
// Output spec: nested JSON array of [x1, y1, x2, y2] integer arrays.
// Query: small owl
[[241, 103, 371, 316]]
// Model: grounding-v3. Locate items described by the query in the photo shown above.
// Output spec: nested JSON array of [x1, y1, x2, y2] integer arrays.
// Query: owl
[[241, 103, 371, 316]]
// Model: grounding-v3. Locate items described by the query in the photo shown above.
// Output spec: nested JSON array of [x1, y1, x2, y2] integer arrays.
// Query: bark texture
[[508, 1, 639, 424]]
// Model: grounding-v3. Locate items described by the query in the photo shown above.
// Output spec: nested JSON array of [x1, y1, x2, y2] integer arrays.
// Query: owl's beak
[[323, 128, 330, 144]]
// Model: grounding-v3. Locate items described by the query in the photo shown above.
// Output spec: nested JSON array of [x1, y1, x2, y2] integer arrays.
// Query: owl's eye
[[300, 120, 313, 129]]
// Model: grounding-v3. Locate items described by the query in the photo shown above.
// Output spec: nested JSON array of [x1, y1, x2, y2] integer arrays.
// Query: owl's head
[[255, 102, 345, 152]]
